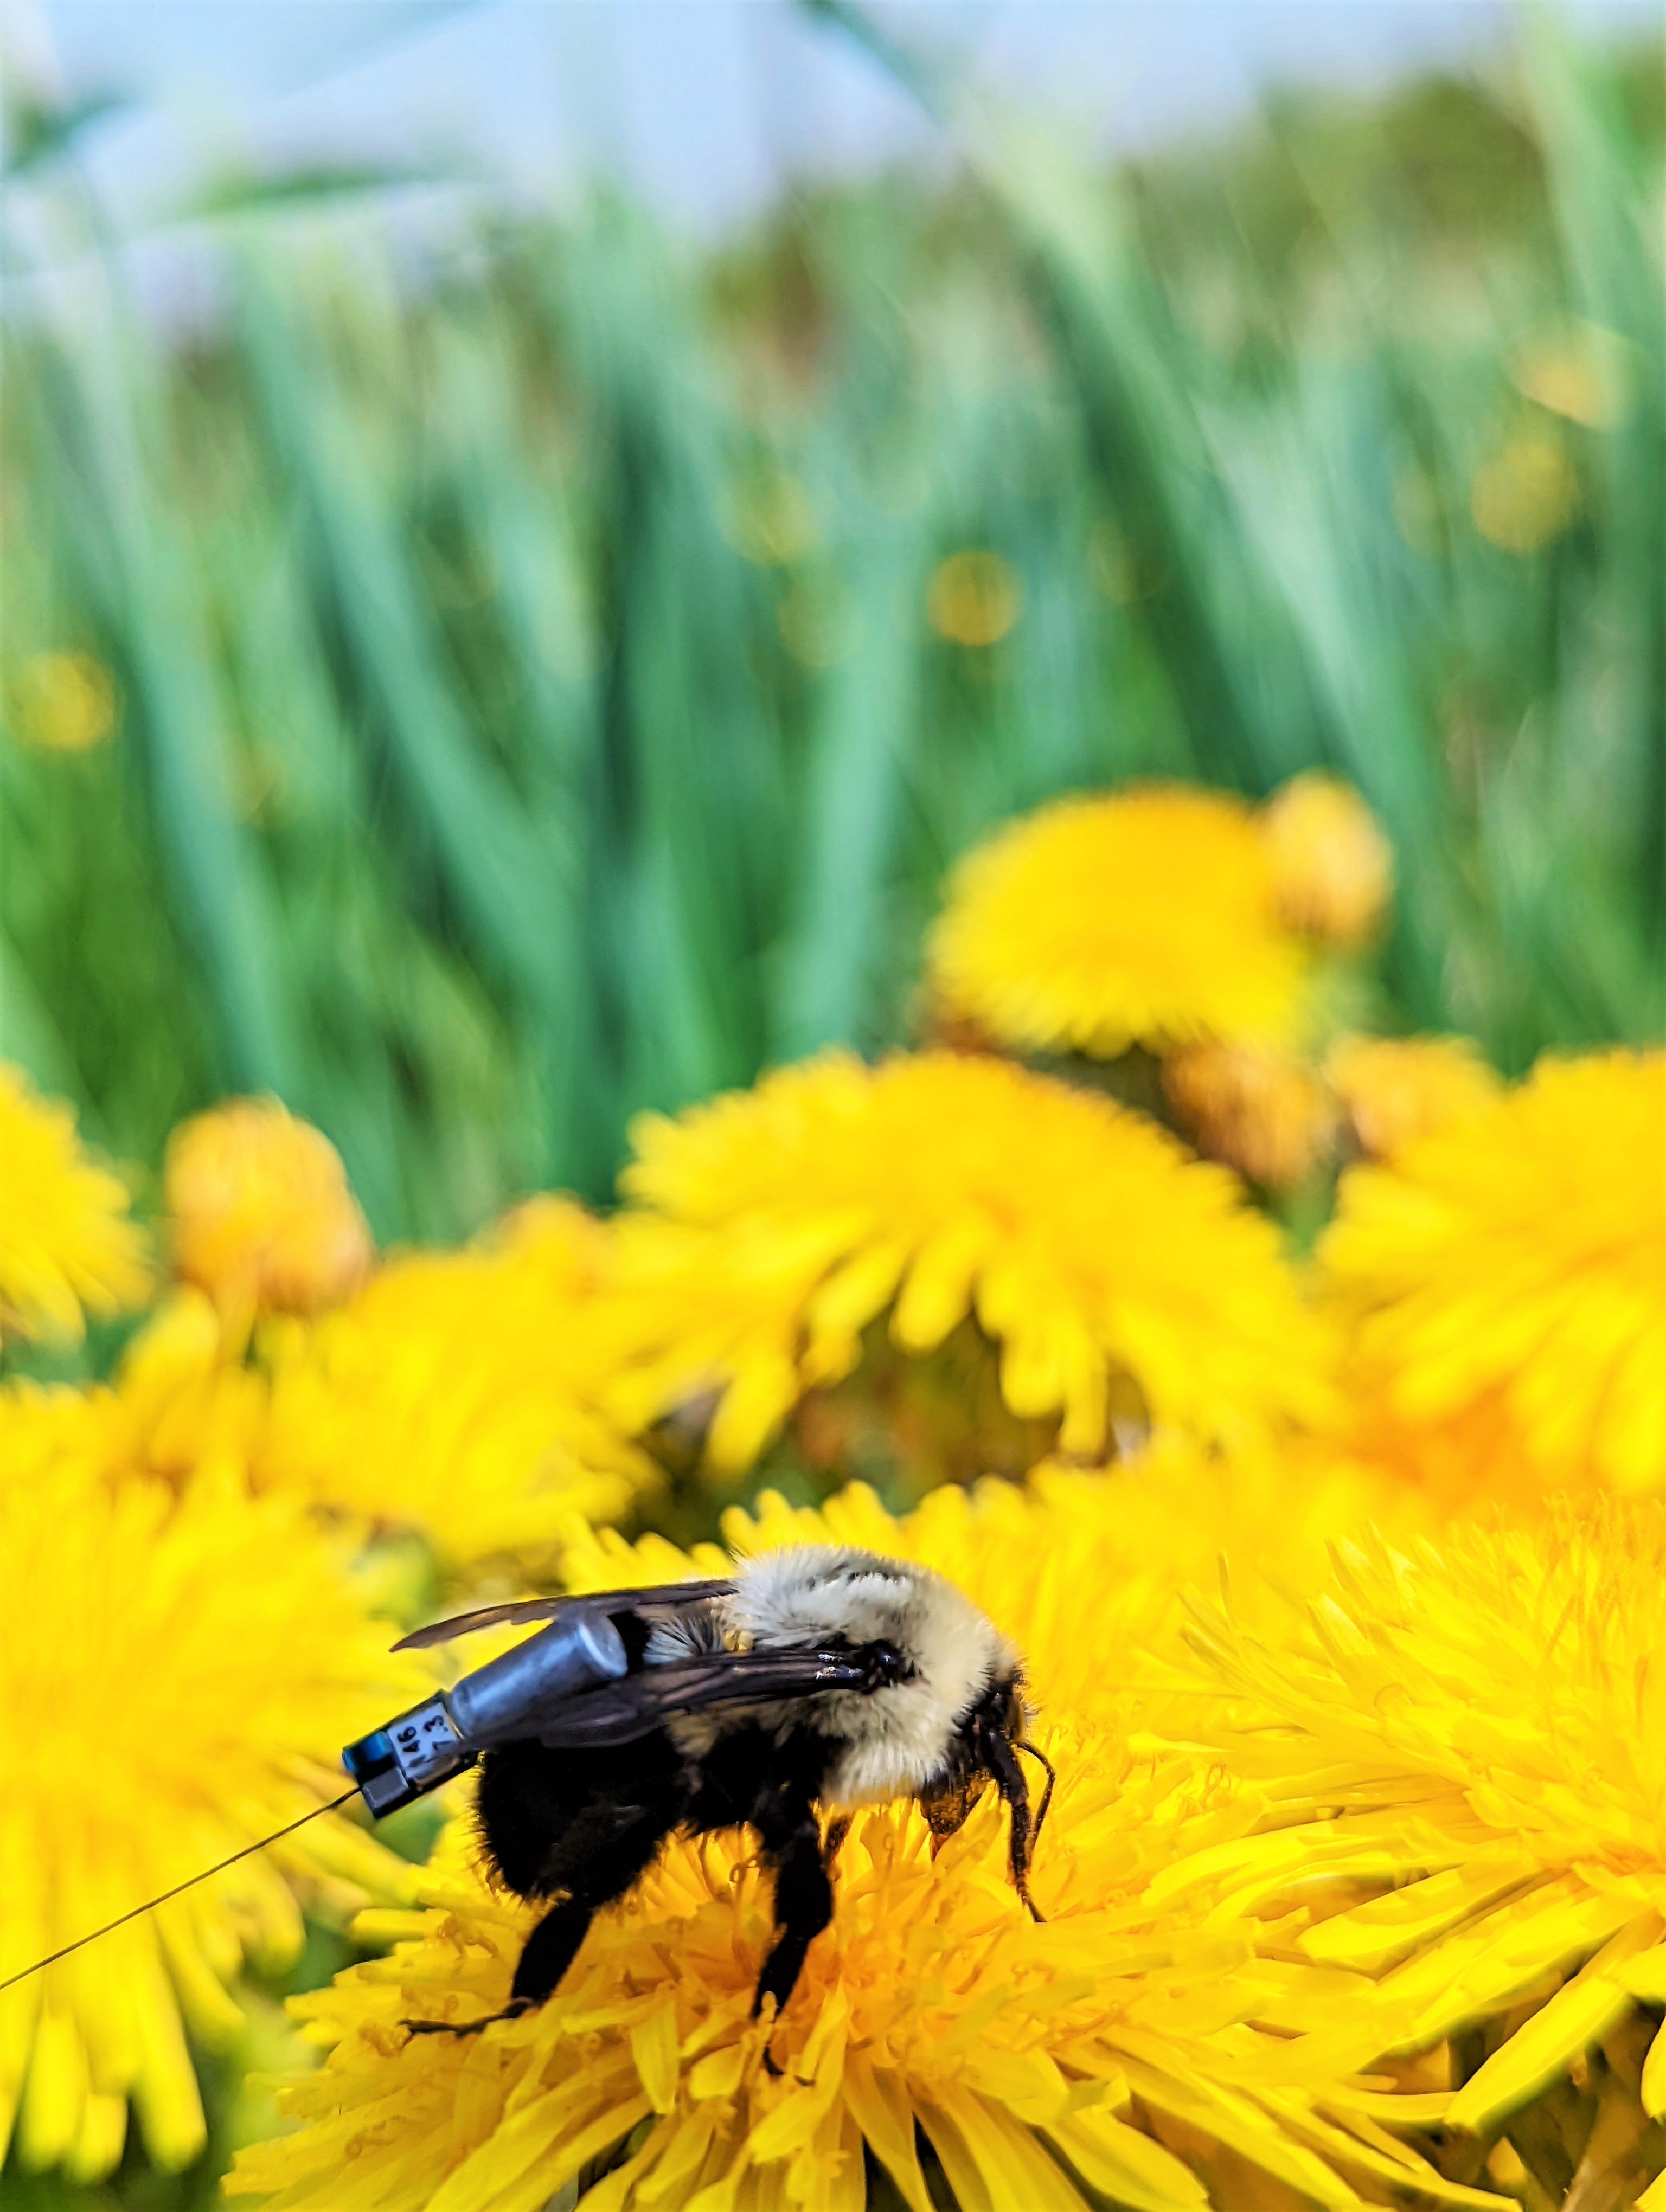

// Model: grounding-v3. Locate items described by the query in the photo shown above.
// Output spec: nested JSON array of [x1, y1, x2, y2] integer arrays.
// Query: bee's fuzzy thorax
[[720, 1545, 1020, 1808]]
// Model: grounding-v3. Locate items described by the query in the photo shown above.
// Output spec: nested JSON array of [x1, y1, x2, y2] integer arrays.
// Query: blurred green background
[[2, 5, 1661, 1255]]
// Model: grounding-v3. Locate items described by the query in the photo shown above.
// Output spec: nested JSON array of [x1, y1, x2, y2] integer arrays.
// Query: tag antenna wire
[[0, 1786, 362, 1995]]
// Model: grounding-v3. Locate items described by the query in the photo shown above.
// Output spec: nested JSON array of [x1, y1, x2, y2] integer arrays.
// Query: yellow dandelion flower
[[113, 1284, 278, 1484], [1323, 1034, 1502, 1162], [0, 1429, 424, 2180], [1320, 1048, 1666, 1498], [0, 1291, 296, 1569], [0, 1061, 150, 1344], [1162, 1039, 1337, 1191], [608, 1051, 1333, 1472], [1259, 772, 1394, 946], [265, 1198, 655, 1569], [0, 1287, 283, 1501], [165, 1095, 373, 1320], [230, 1478, 1486, 2212], [1177, 1499, 1666, 2166], [925, 786, 1308, 1059]]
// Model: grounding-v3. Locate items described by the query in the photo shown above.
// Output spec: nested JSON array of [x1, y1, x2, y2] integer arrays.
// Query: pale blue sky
[[11, 1, 1661, 243]]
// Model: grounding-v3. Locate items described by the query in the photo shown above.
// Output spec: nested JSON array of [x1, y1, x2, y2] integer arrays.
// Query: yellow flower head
[[925, 786, 1309, 1059], [165, 1096, 372, 1319], [229, 1475, 1478, 2212], [1162, 1039, 1337, 1191], [266, 1198, 655, 1569], [0, 1423, 423, 2181], [609, 1051, 1332, 1472], [1259, 773, 1394, 946], [1180, 1499, 1666, 2149], [1320, 1048, 1666, 1499], [0, 1291, 283, 1516], [1323, 1033, 1502, 1162], [0, 1061, 150, 1343]]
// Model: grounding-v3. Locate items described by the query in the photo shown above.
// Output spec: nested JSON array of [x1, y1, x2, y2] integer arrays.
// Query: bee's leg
[[405, 1809, 675, 2039], [403, 1894, 616, 2039], [984, 1727, 1045, 1922], [821, 1814, 853, 1867], [749, 1784, 833, 2070]]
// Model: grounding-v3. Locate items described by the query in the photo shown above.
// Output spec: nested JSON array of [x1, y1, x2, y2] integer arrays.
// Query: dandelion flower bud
[[1324, 1032, 1501, 1160], [1260, 771, 1394, 945], [1163, 1037, 1337, 1191], [165, 1097, 371, 1319]]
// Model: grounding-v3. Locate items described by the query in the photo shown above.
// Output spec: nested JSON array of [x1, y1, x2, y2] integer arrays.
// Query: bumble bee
[[383, 1547, 1054, 2035]]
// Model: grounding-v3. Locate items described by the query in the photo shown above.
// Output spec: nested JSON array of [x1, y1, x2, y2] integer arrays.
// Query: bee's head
[[920, 1667, 1055, 1921]]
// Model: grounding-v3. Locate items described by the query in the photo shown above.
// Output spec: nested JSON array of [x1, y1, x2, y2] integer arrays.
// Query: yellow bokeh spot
[[927, 549, 1022, 647], [9, 651, 119, 753], [722, 467, 819, 565], [1471, 425, 1579, 554], [1508, 319, 1635, 430]]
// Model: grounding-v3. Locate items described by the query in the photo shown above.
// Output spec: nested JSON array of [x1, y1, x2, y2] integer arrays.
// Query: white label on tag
[[390, 1697, 464, 1787]]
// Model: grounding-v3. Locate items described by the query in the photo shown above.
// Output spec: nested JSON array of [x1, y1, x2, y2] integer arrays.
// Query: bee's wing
[[533, 1648, 870, 1749], [390, 1578, 737, 1652]]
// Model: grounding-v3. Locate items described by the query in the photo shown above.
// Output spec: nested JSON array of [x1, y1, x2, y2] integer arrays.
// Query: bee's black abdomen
[[476, 1733, 685, 1900]]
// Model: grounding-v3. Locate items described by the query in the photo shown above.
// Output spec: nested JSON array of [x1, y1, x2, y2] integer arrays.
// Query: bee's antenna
[[0, 1788, 362, 1995], [1014, 1742, 1056, 1846]]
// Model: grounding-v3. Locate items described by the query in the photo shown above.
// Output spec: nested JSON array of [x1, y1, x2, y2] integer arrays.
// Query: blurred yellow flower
[[9, 649, 119, 752], [1470, 422, 1579, 553], [1508, 318, 1636, 431], [265, 1198, 655, 1569], [116, 1285, 274, 1480], [723, 465, 819, 565], [0, 1061, 150, 1343], [927, 549, 1022, 646], [1321, 1049, 1665, 1498], [166, 1096, 373, 1320], [609, 1051, 1333, 1471], [926, 787, 1308, 1059], [1259, 771, 1394, 946], [1180, 1500, 1666, 2165], [229, 1477, 1479, 2212], [1324, 1033, 1502, 1161], [0, 1432, 421, 2181], [0, 1292, 279, 1510], [1162, 1038, 1337, 1191]]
